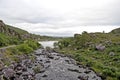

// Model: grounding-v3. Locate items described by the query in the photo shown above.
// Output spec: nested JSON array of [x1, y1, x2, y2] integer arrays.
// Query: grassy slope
[[6, 25, 28, 35], [56, 31, 120, 80]]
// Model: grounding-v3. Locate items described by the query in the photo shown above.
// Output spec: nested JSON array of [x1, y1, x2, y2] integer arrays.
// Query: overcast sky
[[0, 0, 120, 37]]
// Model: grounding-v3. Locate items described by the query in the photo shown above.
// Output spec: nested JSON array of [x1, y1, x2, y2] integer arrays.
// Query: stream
[[34, 41, 102, 80], [1, 41, 102, 80]]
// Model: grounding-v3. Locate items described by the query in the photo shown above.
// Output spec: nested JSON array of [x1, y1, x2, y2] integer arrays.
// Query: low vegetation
[[1, 40, 41, 66], [55, 29, 120, 80]]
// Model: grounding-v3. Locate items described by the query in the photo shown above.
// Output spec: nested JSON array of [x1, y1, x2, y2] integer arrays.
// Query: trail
[[0, 45, 16, 53]]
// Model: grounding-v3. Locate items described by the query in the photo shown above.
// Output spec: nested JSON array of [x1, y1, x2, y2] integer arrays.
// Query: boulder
[[109, 52, 115, 56], [95, 44, 105, 51], [3, 68, 15, 80]]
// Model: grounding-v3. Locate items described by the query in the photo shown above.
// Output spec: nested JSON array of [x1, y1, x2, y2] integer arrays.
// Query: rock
[[33, 64, 44, 74], [22, 72, 35, 80], [0, 60, 4, 70], [65, 60, 71, 64], [78, 75, 88, 80], [67, 68, 81, 73], [14, 77, 23, 80], [47, 54, 54, 59], [95, 44, 105, 51], [14, 63, 24, 75], [3, 68, 15, 80], [42, 74, 48, 77], [84, 70, 91, 74], [45, 60, 51, 63], [109, 52, 115, 56]]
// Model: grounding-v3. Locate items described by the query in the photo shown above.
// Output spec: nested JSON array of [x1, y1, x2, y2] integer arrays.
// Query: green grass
[[1, 40, 41, 65], [55, 32, 120, 80]]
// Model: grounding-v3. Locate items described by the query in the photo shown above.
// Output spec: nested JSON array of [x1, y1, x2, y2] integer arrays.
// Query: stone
[[67, 68, 81, 73], [109, 52, 115, 56], [3, 68, 15, 80], [95, 44, 105, 51]]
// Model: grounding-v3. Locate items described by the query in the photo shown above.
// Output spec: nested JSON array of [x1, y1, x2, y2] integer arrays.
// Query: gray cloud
[[0, 0, 120, 36]]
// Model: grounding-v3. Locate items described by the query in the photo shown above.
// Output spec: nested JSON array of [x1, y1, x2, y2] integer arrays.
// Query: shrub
[[17, 44, 33, 54]]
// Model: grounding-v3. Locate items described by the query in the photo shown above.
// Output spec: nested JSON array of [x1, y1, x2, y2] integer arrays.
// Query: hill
[[110, 28, 120, 34]]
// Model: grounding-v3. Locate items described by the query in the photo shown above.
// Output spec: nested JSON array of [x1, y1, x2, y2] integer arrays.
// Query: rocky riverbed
[[0, 48, 102, 80]]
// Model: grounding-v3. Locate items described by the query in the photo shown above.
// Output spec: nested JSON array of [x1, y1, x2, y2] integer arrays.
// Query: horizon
[[0, 0, 120, 37]]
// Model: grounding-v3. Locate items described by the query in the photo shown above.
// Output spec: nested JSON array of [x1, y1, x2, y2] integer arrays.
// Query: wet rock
[[84, 70, 91, 74], [14, 77, 23, 80], [23, 59, 32, 68], [78, 75, 89, 80], [54, 57, 60, 60], [45, 60, 51, 63], [65, 60, 71, 64], [42, 74, 48, 77], [47, 54, 54, 59], [68, 68, 81, 73], [22, 72, 35, 80], [57, 54, 66, 57]]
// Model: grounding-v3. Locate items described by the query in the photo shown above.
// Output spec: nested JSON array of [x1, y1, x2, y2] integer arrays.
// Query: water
[[39, 41, 58, 48]]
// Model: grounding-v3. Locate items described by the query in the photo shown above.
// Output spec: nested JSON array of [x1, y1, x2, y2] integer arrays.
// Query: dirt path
[[0, 45, 16, 53]]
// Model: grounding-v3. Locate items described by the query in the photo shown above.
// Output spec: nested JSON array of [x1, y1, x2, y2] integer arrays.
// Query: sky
[[0, 0, 120, 37]]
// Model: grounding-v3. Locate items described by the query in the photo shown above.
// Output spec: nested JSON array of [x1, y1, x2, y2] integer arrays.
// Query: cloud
[[0, 0, 120, 36]]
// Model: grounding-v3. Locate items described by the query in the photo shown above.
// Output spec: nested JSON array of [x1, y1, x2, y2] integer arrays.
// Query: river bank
[[0, 41, 102, 80], [0, 48, 102, 80]]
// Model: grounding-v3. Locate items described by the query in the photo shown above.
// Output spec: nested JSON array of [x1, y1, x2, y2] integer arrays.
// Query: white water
[[39, 41, 58, 48]]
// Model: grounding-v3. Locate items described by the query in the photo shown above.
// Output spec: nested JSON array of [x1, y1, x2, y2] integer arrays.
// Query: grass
[[55, 32, 120, 80], [1, 40, 41, 66]]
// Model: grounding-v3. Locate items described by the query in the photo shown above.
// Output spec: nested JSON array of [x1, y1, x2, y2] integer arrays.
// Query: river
[[1, 41, 102, 80], [39, 41, 58, 48]]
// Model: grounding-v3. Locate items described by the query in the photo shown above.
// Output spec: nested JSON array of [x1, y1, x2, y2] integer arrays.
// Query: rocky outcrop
[[0, 20, 31, 39]]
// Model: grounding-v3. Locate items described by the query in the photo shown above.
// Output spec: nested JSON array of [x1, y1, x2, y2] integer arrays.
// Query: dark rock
[[45, 60, 51, 63], [47, 54, 54, 59], [65, 60, 71, 64], [42, 74, 48, 77], [67, 68, 81, 73], [22, 72, 35, 80], [84, 70, 91, 74], [14, 63, 23, 75], [78, 75, 88, 80]]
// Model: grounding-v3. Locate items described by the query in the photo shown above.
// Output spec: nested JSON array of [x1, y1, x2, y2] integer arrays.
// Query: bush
[[17, 44, 33, 54], [24, 40, 41, 49]]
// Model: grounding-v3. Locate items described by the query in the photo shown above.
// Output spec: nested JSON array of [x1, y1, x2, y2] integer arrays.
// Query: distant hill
[[0, 20, 30, 39], [0, 19, 59, 47], [110, 27, 120, 34]]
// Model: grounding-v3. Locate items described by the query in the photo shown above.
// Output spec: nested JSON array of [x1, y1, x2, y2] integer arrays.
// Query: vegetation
[[2, 40, 41, 65], [0, 20, 43, 68], [55, 30, 120, 80]]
